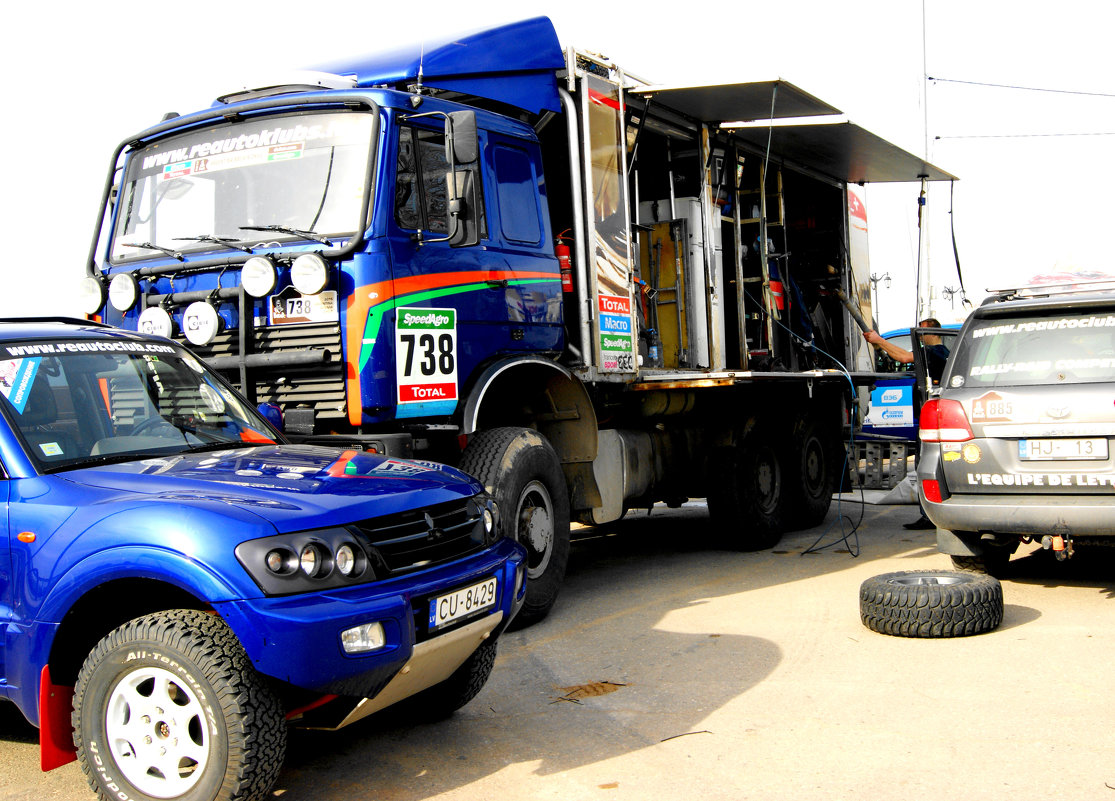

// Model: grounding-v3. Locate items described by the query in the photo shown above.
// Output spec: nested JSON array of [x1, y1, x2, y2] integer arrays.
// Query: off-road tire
[[402, 639, 498, 721], [73, 610, 287, 801], [707, 432, 785, 551], [460, 427, 570, 627], [859, 570, 1004, 638]]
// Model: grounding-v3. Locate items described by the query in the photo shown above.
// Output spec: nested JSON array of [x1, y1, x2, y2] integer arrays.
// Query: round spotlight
[[78, 276, 107, 316], [241, 256, 278, 298], [299, 543, 329, 578], [137, 306, 175, 338], [290, 253, 329, 295], [108, 273, 140, 312], [182, 301, 222, 346], [265, 548, 296, 575], [335, 544, 357, 576]]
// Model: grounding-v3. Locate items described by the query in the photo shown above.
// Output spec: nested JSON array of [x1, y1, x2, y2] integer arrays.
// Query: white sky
[[4, 0, 1112, 332]]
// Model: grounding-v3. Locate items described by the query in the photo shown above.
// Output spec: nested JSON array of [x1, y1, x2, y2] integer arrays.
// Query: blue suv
[[0, 318, 525, 800]]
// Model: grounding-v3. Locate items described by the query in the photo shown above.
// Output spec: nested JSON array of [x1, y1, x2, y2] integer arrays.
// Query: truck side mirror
[[446, 111, 478, 164], [446, 170, 479, 248]]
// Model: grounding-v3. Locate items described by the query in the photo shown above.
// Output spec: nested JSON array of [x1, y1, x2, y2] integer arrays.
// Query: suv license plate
[[429, 577, 498, 630], [1019, 438, 1108, 460]]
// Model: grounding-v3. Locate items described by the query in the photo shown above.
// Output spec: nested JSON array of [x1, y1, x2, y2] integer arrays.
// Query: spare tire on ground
[[859, 570, 1004, 638]]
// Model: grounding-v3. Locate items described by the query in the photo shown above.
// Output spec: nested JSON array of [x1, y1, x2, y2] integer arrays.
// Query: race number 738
[[399, 333, 455, 377], [395, 307, 459, 408]]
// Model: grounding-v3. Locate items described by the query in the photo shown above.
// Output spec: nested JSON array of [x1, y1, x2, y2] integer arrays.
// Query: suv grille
[[353, 497, 491, 576]]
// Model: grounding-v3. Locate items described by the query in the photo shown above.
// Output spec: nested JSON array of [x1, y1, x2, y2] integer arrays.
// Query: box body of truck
[[83, 17, 954, 623]]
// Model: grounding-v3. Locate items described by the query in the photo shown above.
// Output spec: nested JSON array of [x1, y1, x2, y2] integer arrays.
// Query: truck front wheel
[[73, 609, 287, 801], [401, 638, 498, 721], [460, 427, 570, 627]]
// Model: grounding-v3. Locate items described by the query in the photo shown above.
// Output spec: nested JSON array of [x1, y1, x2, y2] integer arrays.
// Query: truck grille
[[352, 498, 492, 576], [182, 321, 347, 422]]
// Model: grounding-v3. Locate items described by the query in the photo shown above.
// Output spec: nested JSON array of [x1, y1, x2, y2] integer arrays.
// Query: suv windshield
[[111, 111, 374, 262], [0, 339, 277, 471], [948, 309, 1115, 389]]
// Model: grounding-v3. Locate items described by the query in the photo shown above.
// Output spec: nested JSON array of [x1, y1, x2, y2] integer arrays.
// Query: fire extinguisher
[[555, 229, 573, 293], [769, 280, 785, 311]]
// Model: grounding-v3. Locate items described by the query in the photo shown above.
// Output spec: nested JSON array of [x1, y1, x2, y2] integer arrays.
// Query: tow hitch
[[1041, 533, 1075, 561]]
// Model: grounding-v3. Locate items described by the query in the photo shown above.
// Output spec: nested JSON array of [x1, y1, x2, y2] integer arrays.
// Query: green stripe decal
[[358, 278, 560, 372]]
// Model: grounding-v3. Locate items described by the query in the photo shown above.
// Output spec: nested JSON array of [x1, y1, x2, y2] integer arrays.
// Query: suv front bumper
[[216, 537, 525, 697]]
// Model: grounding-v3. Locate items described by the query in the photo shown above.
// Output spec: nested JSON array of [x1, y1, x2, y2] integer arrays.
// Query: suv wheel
[[73, 610, 286, 801]]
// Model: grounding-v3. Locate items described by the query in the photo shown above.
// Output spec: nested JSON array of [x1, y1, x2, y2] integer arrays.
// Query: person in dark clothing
[[863, 317, 950, 530], [864, 317, 948, 383]]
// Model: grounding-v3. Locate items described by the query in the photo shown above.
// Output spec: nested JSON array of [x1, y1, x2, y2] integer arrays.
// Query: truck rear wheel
[[707, 432, 785, 551], [73, 609, 286, 801], [460, 427, 570, 627], [783, 415, 842, 530]]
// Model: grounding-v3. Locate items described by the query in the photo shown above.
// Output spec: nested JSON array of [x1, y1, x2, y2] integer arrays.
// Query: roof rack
[[986, 277, 1115, 302]]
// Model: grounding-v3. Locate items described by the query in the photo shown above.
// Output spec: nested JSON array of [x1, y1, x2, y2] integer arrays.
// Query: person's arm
[[863, 330, 914, 364]]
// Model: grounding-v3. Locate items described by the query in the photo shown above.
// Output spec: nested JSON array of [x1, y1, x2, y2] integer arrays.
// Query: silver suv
[[917, 283, 1115, 574]]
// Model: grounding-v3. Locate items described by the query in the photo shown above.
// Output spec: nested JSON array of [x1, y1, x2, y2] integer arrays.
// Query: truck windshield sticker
[[0, 357, 41, 414], [137, 118, 367, 177], [159, 143, 303, 183], [395, 307, 458, 418]]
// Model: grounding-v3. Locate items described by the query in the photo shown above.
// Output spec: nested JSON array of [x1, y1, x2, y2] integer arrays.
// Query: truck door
[[385, 121, 502, 420], [384, 119, 561, 422]]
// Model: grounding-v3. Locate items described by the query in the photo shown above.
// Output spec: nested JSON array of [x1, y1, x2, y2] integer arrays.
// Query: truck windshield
[[0, 339, 279, 472], [110, 111, 374, 262], [949, 309, 1115, 388]]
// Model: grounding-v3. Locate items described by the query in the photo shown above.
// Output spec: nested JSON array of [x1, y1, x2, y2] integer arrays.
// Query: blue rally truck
[[0, 319, 525, 800], [82, 17, 954, 625]]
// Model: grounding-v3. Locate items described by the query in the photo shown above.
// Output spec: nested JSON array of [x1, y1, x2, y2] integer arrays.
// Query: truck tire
[[783, 415, 841, 530], [859, 570, 1004, 638], [73, 610, 287, 801], [460, 427, 570, 627], [707, 432, 784, 551], [401, 638, 498, 721]]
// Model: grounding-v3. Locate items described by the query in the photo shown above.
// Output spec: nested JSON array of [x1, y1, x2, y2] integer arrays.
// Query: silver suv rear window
[[948, 310, 1115, 388]]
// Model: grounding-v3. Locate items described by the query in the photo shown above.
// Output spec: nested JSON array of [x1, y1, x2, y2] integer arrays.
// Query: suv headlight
[[236, 527, 370, 595]]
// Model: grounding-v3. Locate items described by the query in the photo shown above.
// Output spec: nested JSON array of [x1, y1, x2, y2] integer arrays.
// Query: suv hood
[[60, 444, 482, 531]]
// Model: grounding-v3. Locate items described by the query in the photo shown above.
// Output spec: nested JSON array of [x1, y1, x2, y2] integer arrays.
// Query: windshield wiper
[[240, 225, 333, 246], [173, 234, 254, 254], [122, 241, 186, 261]]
